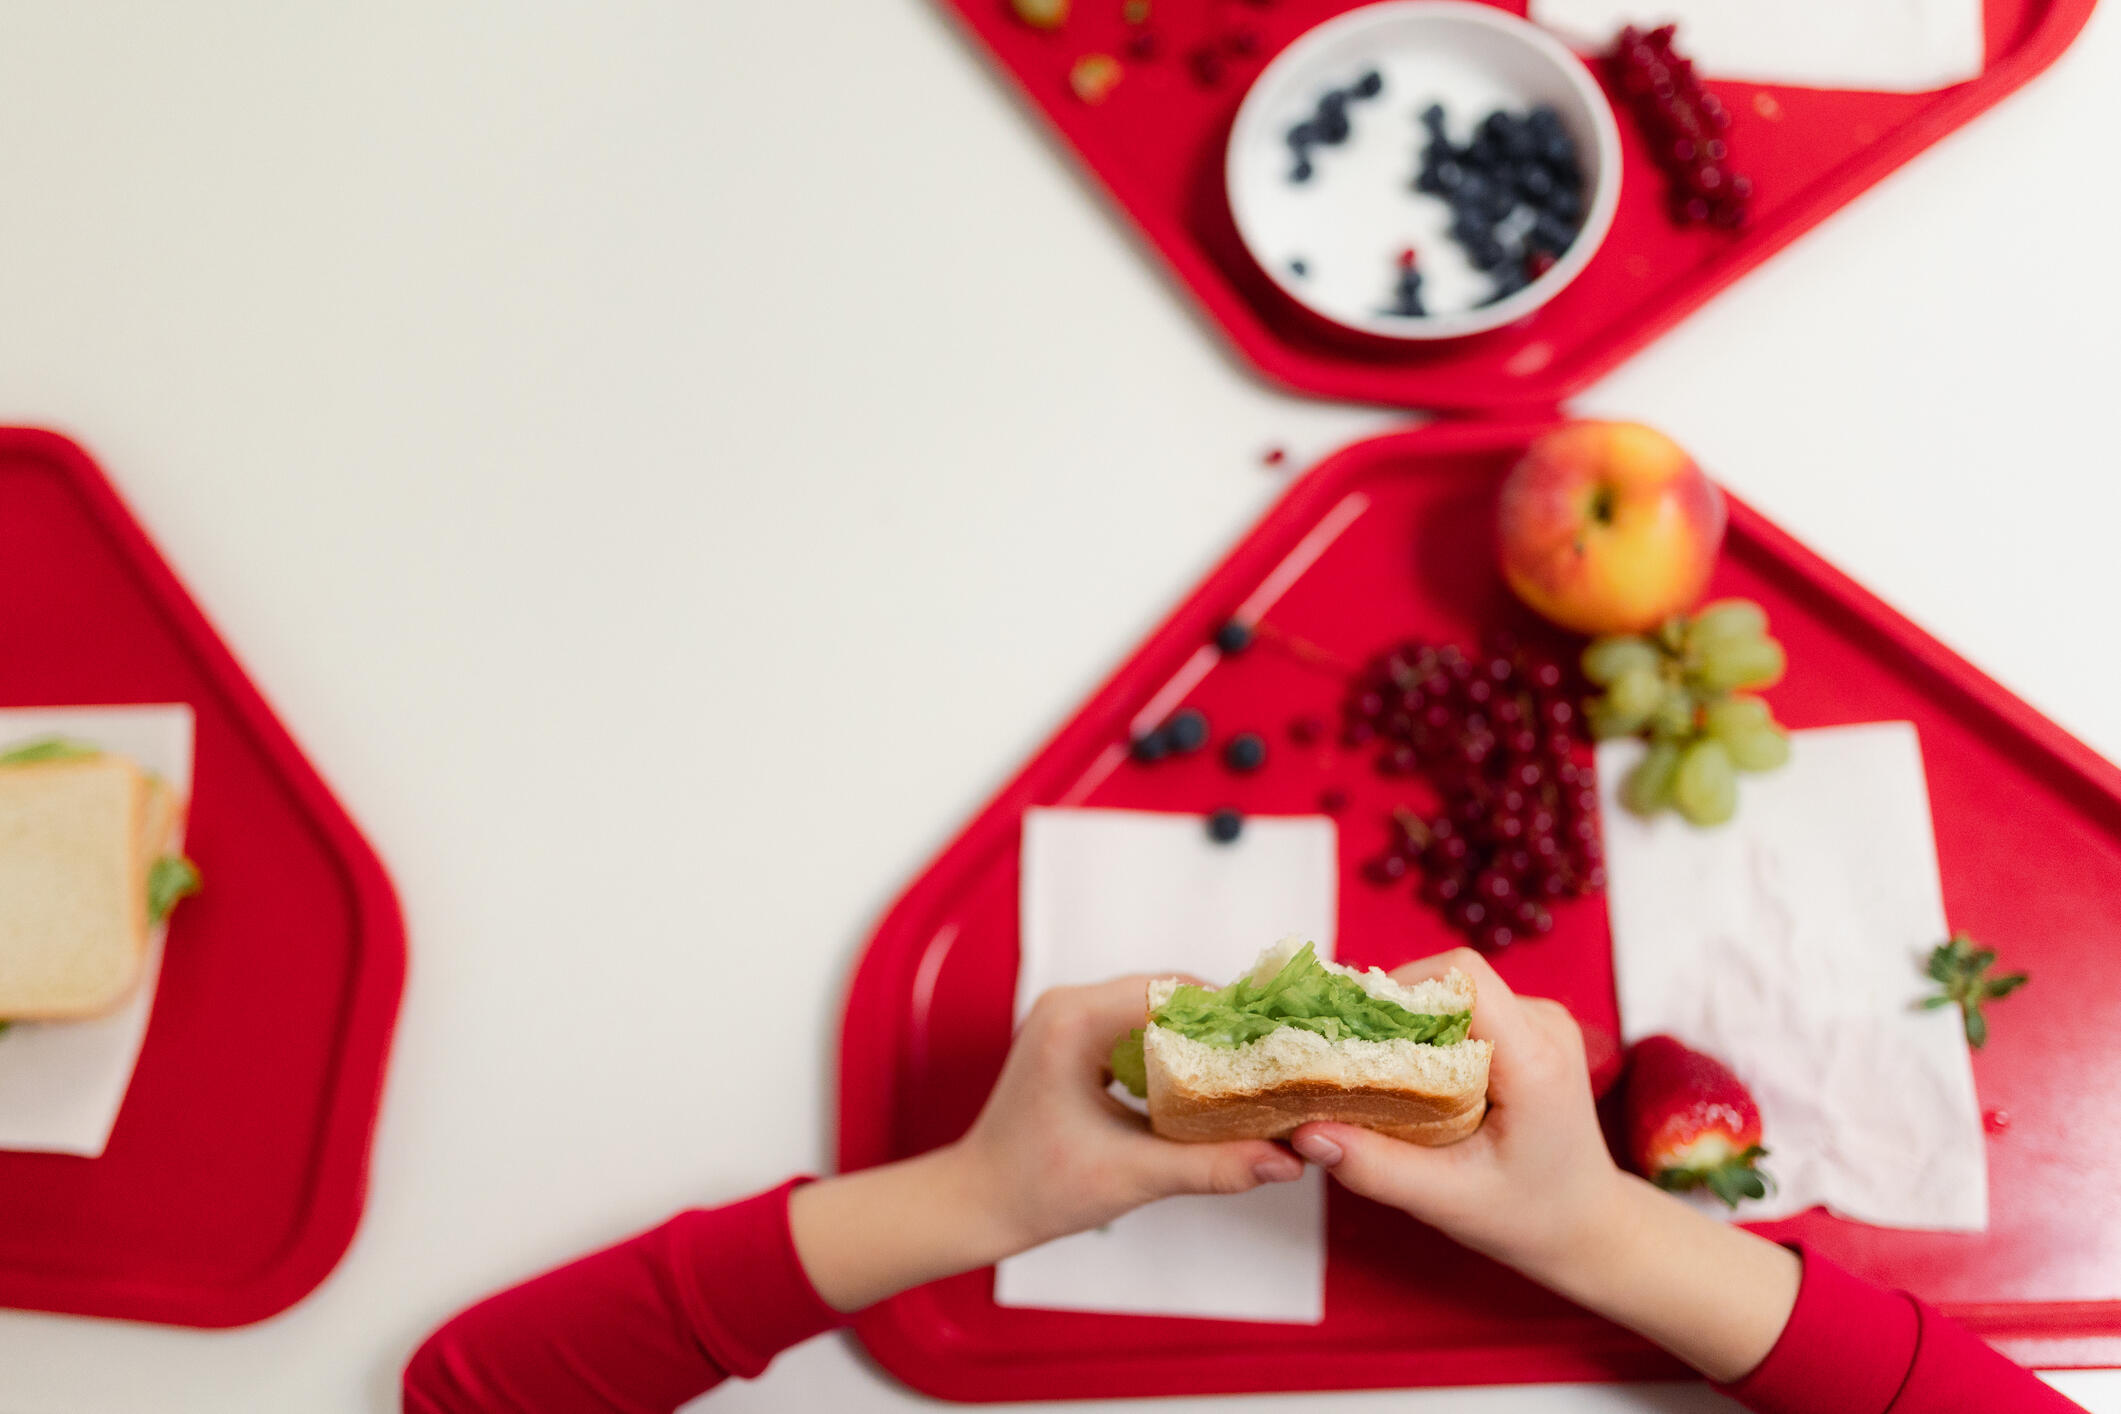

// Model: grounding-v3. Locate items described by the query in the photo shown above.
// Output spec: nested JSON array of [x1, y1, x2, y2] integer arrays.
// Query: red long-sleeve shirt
[[403, 1180, 2084, 1413]]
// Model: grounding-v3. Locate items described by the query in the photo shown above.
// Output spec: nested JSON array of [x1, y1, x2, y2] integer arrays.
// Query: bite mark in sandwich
[[1110, 938, 1492, 1146]]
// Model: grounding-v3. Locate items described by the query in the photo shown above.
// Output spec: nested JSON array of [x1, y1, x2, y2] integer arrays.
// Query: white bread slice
[[0, 757, 154, 1019], [139, 774, 183, 863], [1144, 937, 1492, 1146]]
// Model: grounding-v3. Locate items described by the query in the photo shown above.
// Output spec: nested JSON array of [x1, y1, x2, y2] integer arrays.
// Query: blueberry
[[1214, 619, 1253, 654], [1455, 171, 1492, 207], [1527, 104, 1563, 135], [1431, 158, 1464, 193], [1449, 215, 1492, 248], [1483, 270, 1529, 306], [1531, 213, 1577, 254], [1483, 184, 1517, 222], [1130, 729, 1170, 763], [1353, 69, 1383, 99], [1476, 124, 1527, 168], [1390, 269, 1425, 317], [1544, 185, 1582, 222], [1517, 164, 1554, 201], [1421, 102, 1447, 136], [1290, 158, 1314, 183], [1317, 109, 1350, 144], [1206, 808, 1244, 844], [1223, 733, 1267, 773], [1288, 257, 1309, 277], [1478, 111, 1528, 157], [1166, 708, 1210, 754], [1319, 90, 1348, 118], [1288, 121, 1317, 148], [1468, 236, 1506, 271], [1540, 130, 1577, 168]]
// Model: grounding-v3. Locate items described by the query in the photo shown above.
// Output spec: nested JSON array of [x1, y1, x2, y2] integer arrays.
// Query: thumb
[[1134, 1135, 1304, 1198], [1291, 1123, 1449, 1212]]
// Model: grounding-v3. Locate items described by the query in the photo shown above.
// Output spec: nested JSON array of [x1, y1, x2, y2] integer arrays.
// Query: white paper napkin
[[997, 806, 1337, 1324], [0, 705, 195, 1158], [1600, 722, 1985, 1230], [1531, 0, 1984, 93]]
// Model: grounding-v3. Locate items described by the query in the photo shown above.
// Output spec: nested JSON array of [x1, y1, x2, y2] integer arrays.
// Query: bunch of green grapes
[[1582, 599, 1790, 826]]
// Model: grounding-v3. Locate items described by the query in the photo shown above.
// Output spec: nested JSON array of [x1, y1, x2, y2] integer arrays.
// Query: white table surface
[[2, 2, 2117, 1410]]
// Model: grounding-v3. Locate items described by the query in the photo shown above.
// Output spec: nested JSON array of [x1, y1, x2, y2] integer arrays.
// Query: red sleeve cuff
[[1717, 1246, 1920, 1414], [1896, 1298, 2087, 1412], [668, 1177, 846, 1379]]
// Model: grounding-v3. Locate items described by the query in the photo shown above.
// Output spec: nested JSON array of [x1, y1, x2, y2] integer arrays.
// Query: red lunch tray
[[0, 429, 406, 1327], [936, 0, 2099, 410], [838, 419, 2121, 1399]]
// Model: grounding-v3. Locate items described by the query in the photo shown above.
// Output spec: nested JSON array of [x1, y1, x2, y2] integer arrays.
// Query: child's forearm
[[787, 1144, 1022, 1313], [1528, 1172, 1802, 1383]]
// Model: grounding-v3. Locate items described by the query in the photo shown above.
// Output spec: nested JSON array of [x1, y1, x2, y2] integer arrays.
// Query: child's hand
[[1289, 949, 1801, 1382], [1291, 947, 1625, 1283], [954, 975, 1305, 1251], [791, 975, 1302, 1313]]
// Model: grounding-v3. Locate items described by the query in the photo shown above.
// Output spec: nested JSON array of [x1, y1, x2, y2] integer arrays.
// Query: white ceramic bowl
[[1225, 1, 1622, 341]]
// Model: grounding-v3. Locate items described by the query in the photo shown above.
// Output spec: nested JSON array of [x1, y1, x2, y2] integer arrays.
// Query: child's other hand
[[954, 976, 1305, 1252], [1291, 948, 1625, 1285], [1298, 950, 1803, 1383]]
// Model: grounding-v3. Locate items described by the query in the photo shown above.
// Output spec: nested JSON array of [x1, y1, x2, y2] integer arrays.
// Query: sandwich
[[0, 736, 201, 1027], [1110, 937, 1491, 1145]]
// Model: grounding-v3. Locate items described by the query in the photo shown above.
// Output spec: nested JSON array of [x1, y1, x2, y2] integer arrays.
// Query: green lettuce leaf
[[0, 737, 102, 767], [1152, 942, 1470, 1049], [1108, 943, 1472, 1097], [147, 856, 202, 926], [1109, 1028, 1147, 1098]]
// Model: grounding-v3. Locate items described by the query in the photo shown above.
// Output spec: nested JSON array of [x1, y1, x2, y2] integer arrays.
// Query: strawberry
[[1622, 1035, 1770, 1208]]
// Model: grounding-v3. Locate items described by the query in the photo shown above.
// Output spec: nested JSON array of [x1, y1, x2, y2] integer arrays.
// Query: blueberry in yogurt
[[1380, 250, 1426, 318], [1287, 69, 1385, 183], [1413, 101, 1587, 305]]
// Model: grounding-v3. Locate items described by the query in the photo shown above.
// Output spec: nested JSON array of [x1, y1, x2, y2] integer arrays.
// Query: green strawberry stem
[[1922, 932, 2029, 1049], [1654, 1145, 1771, 1209]]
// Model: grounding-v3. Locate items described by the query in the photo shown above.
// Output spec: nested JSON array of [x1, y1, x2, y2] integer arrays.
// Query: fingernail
[[1254, 1157, 1302, 1184], [1293, 1133, 1343, 1168]]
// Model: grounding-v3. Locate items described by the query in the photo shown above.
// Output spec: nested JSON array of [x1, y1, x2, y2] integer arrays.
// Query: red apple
[[1497, 422, 1726, 637]]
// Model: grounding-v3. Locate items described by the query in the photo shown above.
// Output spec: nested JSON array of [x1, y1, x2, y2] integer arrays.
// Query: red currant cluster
[[1611, 25, 1752, 230], [1345, 639, 1605, 951]]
